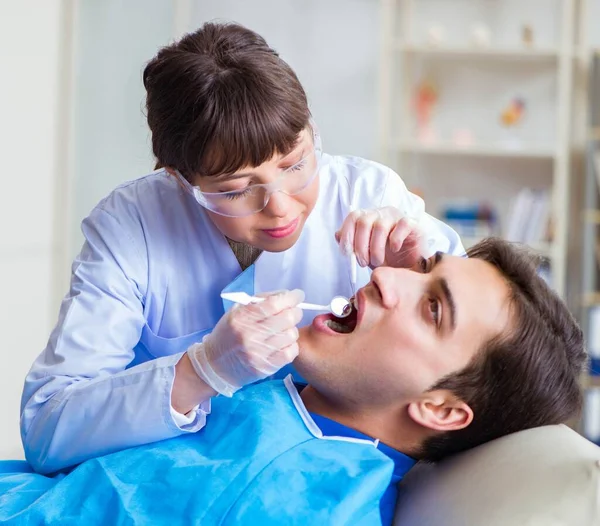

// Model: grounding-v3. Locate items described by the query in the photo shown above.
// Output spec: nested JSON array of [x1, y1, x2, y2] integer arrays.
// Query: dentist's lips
[[261, 217, 300, 239]]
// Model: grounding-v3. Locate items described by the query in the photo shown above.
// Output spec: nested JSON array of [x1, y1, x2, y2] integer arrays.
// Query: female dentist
[[21, 22, 464, 474]]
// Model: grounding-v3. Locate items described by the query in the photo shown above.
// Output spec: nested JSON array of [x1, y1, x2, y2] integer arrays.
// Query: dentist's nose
[[262, 190, 289, 218]]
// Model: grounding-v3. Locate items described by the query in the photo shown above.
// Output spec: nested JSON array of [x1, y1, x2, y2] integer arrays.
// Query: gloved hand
[[335, 205, 433, 269], [187, 289, 304, 397]]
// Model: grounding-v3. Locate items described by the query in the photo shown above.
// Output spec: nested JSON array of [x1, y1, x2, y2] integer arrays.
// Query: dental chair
[[394, 425, 600, 526]]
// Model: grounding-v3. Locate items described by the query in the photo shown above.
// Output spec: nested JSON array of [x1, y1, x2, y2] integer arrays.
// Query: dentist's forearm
[[22, 354, 210, 474], [172, 353, 218, 414]]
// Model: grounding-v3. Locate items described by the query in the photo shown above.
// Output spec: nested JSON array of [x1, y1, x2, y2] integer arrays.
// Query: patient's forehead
[[446, 256, 512, 337]]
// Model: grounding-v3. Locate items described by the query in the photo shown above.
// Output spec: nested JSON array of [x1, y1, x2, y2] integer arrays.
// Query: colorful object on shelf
[[469, 22, 492, 49], [521, 24, 534, 48], [588, 306, 600, 375], [439, 200, 497, 239], [500, 97, 526, 127], [413, 79, 439, 143]]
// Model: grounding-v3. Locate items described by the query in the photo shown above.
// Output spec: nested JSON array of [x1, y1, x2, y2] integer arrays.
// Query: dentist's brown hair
[[144, 22, 310, 179]]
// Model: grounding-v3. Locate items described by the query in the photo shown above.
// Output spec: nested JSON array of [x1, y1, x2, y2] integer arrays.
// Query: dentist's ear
[[407, 390, 473, 432]]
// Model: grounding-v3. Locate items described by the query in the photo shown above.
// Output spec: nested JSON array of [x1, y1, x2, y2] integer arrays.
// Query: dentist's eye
[[223, 187, 254, 200], [287, 158, 307, 172], [419, 257, 430, 273]]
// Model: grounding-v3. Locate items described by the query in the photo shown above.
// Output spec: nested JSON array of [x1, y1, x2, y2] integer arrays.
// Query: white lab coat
[[21, 154, 464, 473]]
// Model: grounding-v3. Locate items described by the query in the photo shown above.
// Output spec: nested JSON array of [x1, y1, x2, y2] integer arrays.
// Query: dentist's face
[[294, 253, 512, 410], [195, 129, 319, 253]]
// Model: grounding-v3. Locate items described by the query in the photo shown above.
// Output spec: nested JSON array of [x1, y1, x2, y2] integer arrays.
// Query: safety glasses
[[177, 128, 323, 218]]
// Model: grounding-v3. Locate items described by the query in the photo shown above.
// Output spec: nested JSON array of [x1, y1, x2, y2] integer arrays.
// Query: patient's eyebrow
[[433, 253, 456, 330], [439, 277, 456, 331]]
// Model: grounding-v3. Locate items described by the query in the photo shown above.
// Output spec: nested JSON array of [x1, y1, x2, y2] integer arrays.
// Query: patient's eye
[[428, 297, 441, 327], [419, 257, 432, 273], [419, 252, 444, 274]]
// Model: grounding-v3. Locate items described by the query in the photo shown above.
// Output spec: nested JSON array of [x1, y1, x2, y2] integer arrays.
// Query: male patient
[[0, 239, 586, 525]]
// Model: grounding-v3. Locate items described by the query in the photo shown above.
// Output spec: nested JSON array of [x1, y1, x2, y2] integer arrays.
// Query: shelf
[[397, 142, 556, 160], [583, 209, 600, 224], [583, 375, 600, 389], [583, 293, 600, 308], [589, 127, 600, 141], [396, 43, 559, 61], [461, 236, 552, 257], [381, 0, 576, 300]]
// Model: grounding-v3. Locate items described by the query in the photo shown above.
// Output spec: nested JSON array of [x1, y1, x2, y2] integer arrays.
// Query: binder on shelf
[[588, 307, 600, 375], [583, 389, 600, 445], [505, 188, 550, 245]]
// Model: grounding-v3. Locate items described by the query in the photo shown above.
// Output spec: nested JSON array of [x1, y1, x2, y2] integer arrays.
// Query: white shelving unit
[[379, 0, 576, 298], [397, 141, 556, 160], [581, 50, 600, 443], [397, 43, 561, 61]]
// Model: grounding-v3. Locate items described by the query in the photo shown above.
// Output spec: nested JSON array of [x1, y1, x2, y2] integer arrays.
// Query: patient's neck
[[300, 385, 424, 458]]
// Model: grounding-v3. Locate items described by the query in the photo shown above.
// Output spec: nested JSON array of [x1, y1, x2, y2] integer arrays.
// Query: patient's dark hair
[[143, 22, 310, 178], [418, 238, 586, 462]]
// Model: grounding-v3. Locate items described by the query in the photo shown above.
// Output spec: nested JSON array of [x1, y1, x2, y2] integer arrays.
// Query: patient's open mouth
[[324, 297, 358, 334]]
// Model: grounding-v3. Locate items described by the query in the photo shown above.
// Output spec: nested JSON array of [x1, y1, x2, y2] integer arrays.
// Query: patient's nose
[[371, 266, 423, 309]]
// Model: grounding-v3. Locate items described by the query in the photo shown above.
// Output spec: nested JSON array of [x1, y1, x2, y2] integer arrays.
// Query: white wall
[[188, 0, 381, 158], [69, 0, 174, 256], [0, 1, 64, 458]]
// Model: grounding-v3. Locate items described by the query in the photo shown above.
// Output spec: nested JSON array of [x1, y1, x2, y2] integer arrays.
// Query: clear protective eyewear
[[177, 129, 323, 217]]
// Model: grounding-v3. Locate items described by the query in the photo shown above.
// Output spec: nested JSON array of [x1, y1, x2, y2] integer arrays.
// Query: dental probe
[[341, 176, 358, 296], [349, 252, 357, 295], [221, 292, 353, 318]]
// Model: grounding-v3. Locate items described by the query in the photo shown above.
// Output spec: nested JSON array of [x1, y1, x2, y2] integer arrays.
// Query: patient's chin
[[293, 344, 322, 381], [292, 346, 312, 373]]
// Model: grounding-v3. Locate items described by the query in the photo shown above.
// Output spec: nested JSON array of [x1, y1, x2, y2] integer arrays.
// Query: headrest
[[394, 425, 600, 526]]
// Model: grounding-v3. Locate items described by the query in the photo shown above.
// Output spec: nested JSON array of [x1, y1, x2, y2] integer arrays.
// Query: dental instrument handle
[[221, 292, 329, 312], [341, 176, 358, 295], [297, 302, 331, 311], [349, 253, 357, 293]]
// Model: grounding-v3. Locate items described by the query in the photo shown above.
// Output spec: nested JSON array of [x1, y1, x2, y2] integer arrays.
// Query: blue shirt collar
[[308, 411, 417, 482]]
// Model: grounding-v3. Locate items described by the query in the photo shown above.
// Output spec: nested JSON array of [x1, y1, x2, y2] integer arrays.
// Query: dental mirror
[[329, 296, 353, 318], [220, 292, 353, 318]]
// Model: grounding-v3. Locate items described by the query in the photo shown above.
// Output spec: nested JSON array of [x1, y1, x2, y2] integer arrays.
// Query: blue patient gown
[[0, 377, 415, 525]]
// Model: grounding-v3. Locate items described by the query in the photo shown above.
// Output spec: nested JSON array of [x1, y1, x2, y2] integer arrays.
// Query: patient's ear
[[407, 390, 473, 432]]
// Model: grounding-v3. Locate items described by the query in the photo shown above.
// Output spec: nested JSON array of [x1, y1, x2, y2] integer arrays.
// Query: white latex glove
[[187, 289, 304, 397], [335, 205, 433, 269]]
